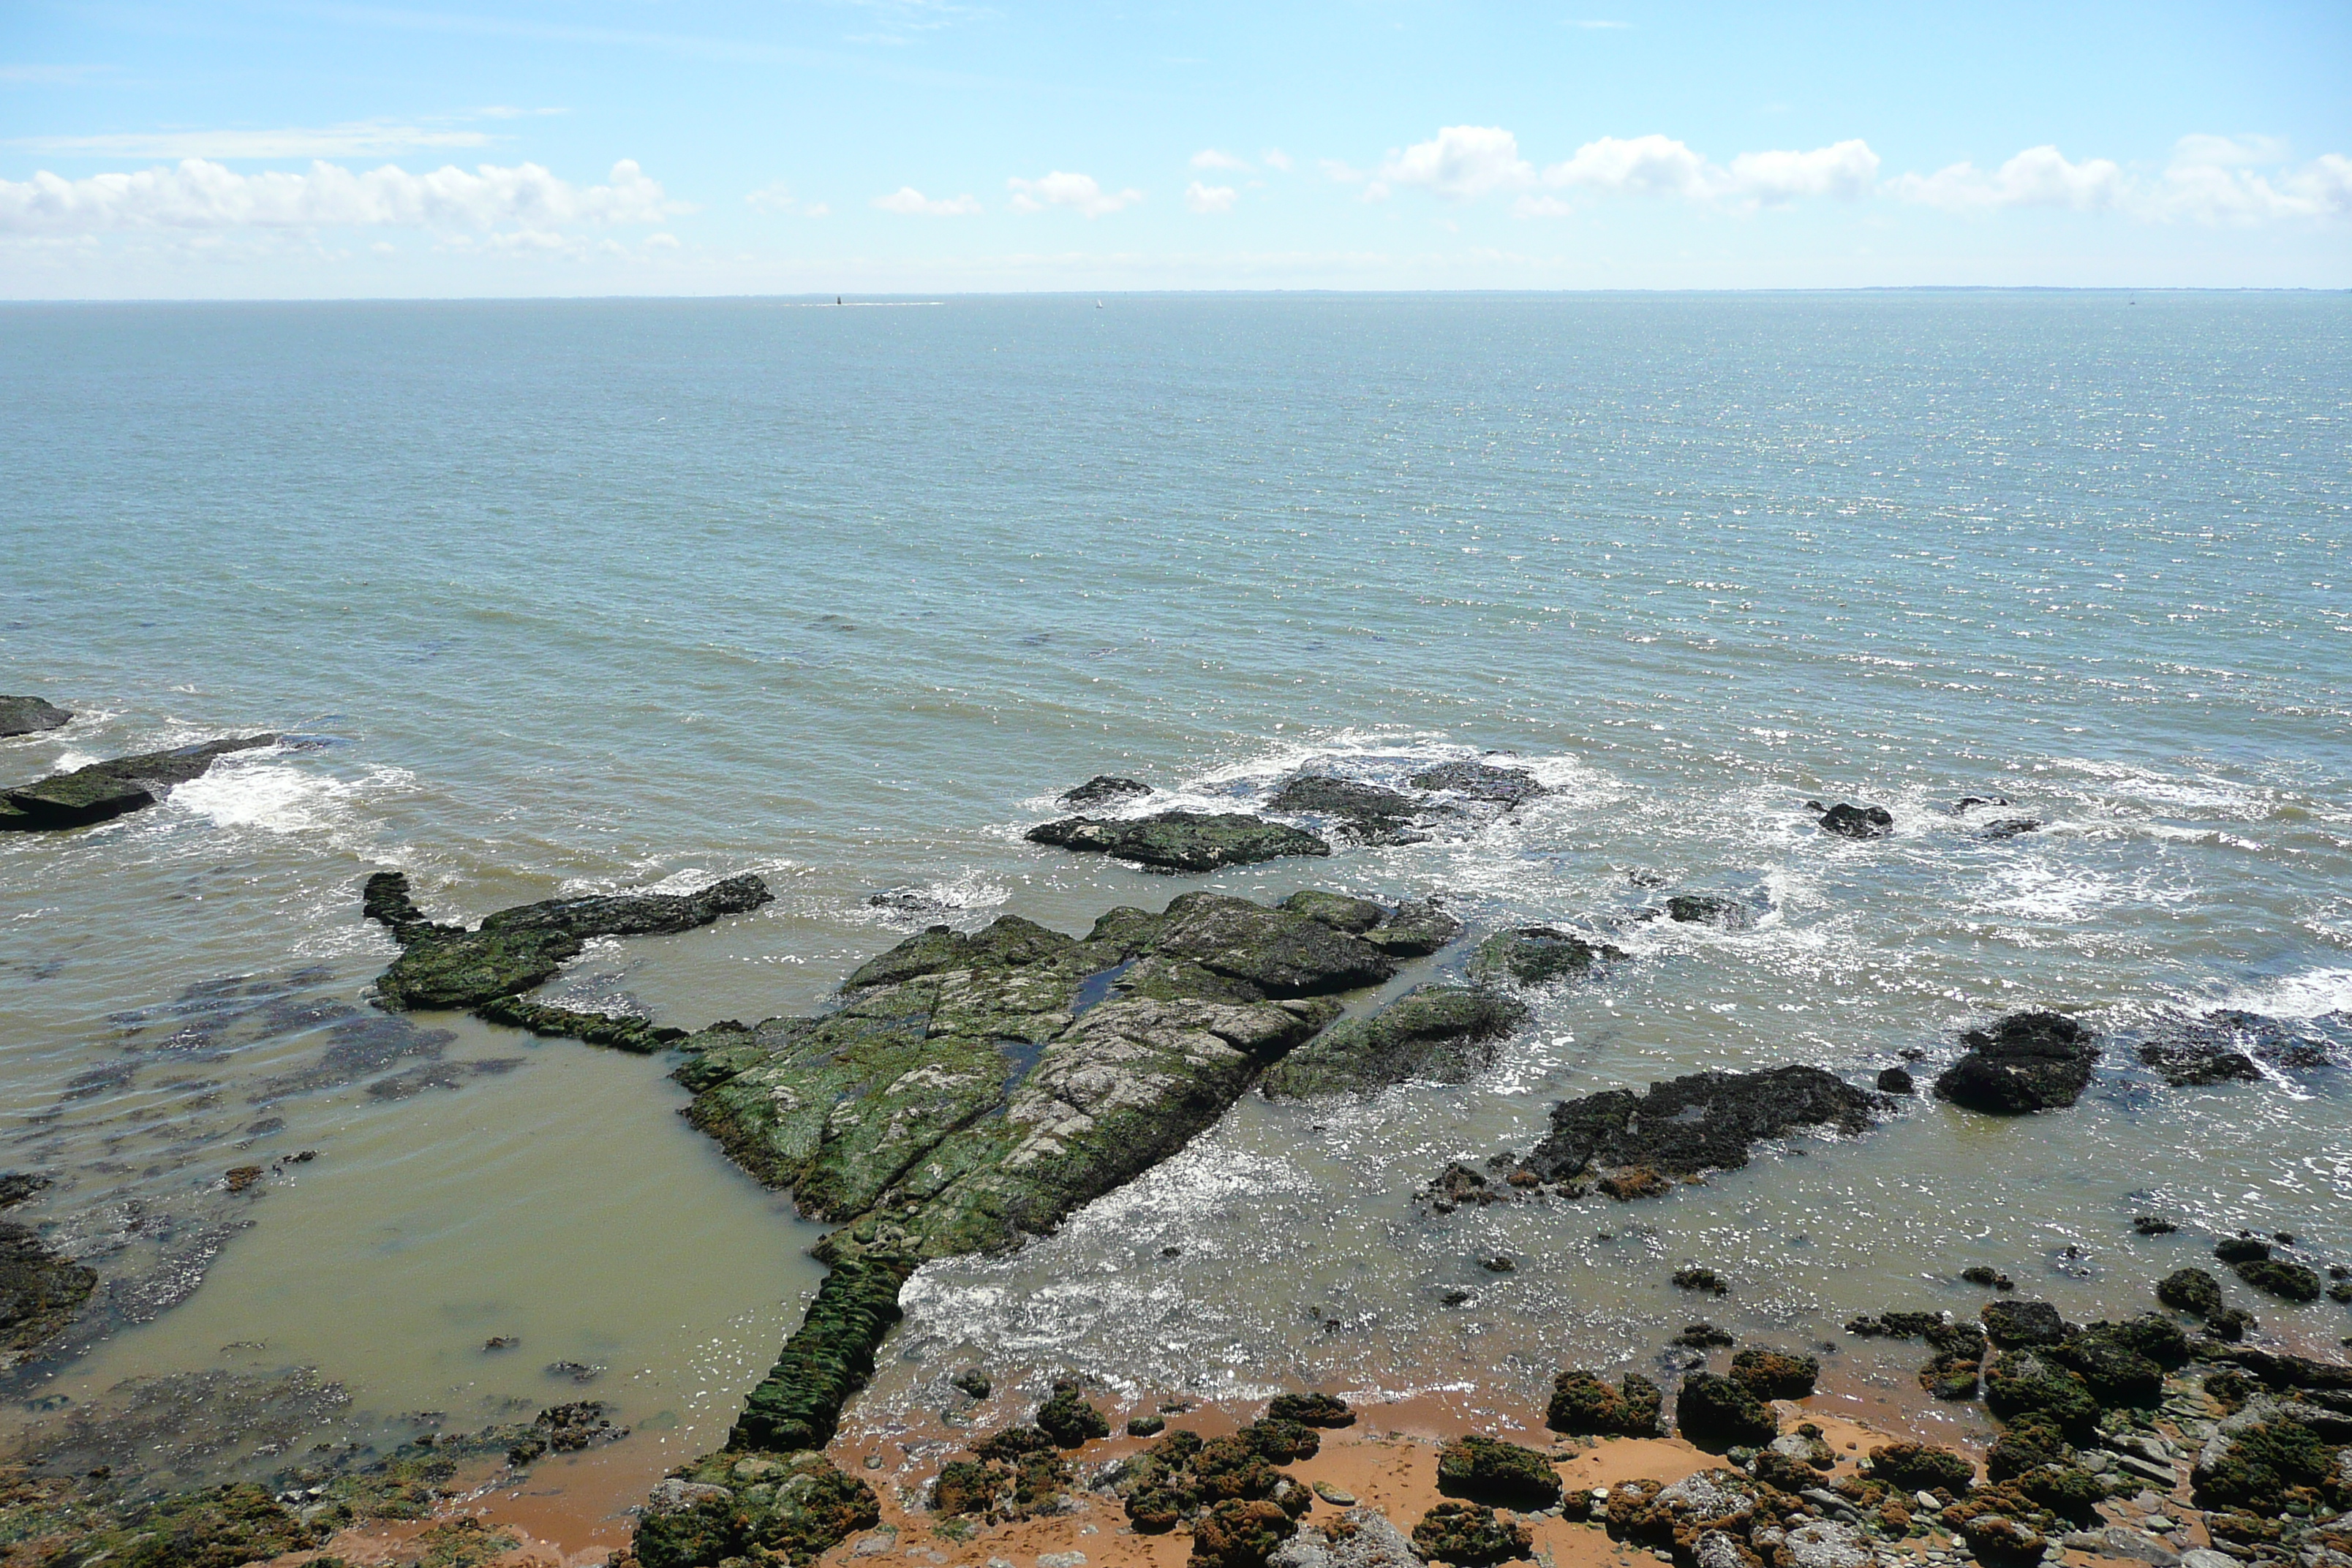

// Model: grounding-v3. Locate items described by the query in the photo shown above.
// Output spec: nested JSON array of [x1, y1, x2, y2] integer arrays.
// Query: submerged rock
[[1817, 802, 1893, 840], [1362, 897, 1466, 957], [1665, 894, 1754, 930], [1, 735, 275, 831], [1267, 1392, 1356, 1428], [0, 696, 72, 737], [1932, 1011, 2099, 1114], [1516, 1066, 1884, 1189], [1468, 927, 1624, 987], [1060, 775, 1153, 807], [1261, 984, 1528, 1097], [2157, 1267, 2226, 1319], [0, 1219, 99, 1362], [1408, 759, 1547, 807], [2139, 1039, 2263, 1087], [366, 870, 774, 1014], [1028, 811, 1330, 872]]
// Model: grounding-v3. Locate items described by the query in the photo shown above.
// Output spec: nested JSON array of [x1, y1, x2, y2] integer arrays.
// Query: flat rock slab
[[0, 696, 72, 738], [1027, 810, 1330, 872], [1516, 1064, 1886, 1188], [1, 735, 276, 830]]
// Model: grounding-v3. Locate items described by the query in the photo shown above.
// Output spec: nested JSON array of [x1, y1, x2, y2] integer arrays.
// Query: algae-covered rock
[[1267, 1392, 1356, 1428], [1411, 1501, 1531, 1567], [1985, 1415, 2070, 1481], [1728, 1349, 1818, 1401], [1469, 927, 1623, 987], [1266, 777, 1435, 844], [638, 1450, 878, 1568], [1, 735, 276, 831], [1677, 1371, 1779, 1449], [1408, 760, 1547, 807], [1280, 891, 1387, 932], [1547, 1369, 1663, 1436], [2231, 1256, 2323, 1302], [1036, 1381, 1110, 1447], [473, 995, 687, 1054], [0, 1218, 98, 1359], [1261, 985, 1529, 1097], [1061, 775, 1152, 807], [1982, 1350, 2100, 1440], [728, 1254, 913, 1452], [2190, 1412, 2337, 1512], [1980, 1299, 2068, 1349], [1869, 1441, 1975, 1493], [1195, 1498, 1300, 1568], [1932, 1011, 2099, 1115], [1028, 811, 1330, 872], [2046, 1324, 2168, 1409], [2157, 1267, 2226, 1319], [0, 696, 72, 737], [1520, 1066, 1882, 1188], [1364, 897, 1466, 957], [1435, 1435, 1561, 1509], [1665, 894, 1754, 930]]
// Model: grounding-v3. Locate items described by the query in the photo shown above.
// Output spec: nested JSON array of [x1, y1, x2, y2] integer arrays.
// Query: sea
[[2, 292, 2347, 1530]]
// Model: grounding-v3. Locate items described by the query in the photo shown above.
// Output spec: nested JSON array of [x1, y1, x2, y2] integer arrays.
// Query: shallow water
[[2, 293, 2348, 1500]]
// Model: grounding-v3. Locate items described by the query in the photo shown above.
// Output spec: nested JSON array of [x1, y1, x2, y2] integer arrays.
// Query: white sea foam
[[2214, 966, 2352, 1020], [170, 758, 416, 837]]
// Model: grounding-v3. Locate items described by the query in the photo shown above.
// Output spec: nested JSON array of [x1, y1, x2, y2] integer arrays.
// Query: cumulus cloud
[[1260, 148, 1293, 171], [0, 157, 676, 235], [1885, 136, 2348, 223], [1190, 148, 1250, 171], [1539, 133, 1708, 199], [1380, 125, 1534, 202], [1888, 145, 2126, 211], [1725, 139, 1880, 201], [1006, 170, 1139, 216], [872, 186, 981, 214], [1185, 180, 1237, 214]]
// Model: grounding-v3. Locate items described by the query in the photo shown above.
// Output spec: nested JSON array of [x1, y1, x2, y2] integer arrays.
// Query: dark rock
[[1876, 1067, 1915, 1095], [1026, 812, 1330, 872], [1060, 776, 1153, 808], [1265, 777, 1434, 844], [1195, 1499, 1299, 1568], [1146, 893, 1398, 998], [1519, 1066, 1884, 1188], [1410, 1501, 1531, 1567], [1, 735, 276, 830], [367, 871, 773, 1012], [1979, 819, 2043, 841], [1728, 1349, 1818, 1401], [1817, 802, 1893, 840], [0, 1173, 53, 1209], [2140, 1041, 2263, 1088], [1261, 985, 1528, 1096], [473, 995, 687, 1054], [1665, 894, 1754, 931], [2190, 1414, 2337, 1512], [1267, 1393, 1354, 1428], [1955, 796, 2010, 812], [950, 1368, 991, 1400], [0, 696, 72, 737], [1546, 1370, 1662, 1437], [1676, 1372, 1779, 1449], [2157, 1267, 2225, 1317], [1983, 1349, 2100, 1440], [1036, 1381, 1110, 1447], [1362, 898, 1465, 957], [1673, 1324, 1737, 1350], [1280, 891, 1387, 933], [1129, 1414, 1166, 1436], [2205, 1345, 2352, 1392], [0, 1218, 99, 1356], [1407, 760, 1547, 807], [1467, 927, 1624, 987], [2231, 1256, 2323, 1303], [1960, 1267, 2013, 1290], [933, 1457, 1003, 1515], [2046, 1326, 2166, 1408], [2133, 1215, 2178, 1235], [730, 1254, 913, 1452], [1985, 1414, 2071, 1480], [483, 1335, 518, 1352], [1674, 1266, 1730, 1295], [634, 1450, 878, 1568], [1869, 1441, 1975, 1493], [1435, 1435, 1562, 1509], [1981, 1300, 2069, 1349], [2206, 1307, 2258, 1342], [2213, 1235, 2271, 1265], [1480, 1255, 1515, 1273], [1424, 1162, 1494, 1213], [1932, 1011, 2099, 1114]]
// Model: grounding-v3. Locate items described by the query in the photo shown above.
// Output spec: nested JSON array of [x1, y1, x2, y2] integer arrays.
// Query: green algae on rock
[[1546, 1369, 1664, 1436], [363, 870, 773, 1014], [0, 696, 72, 738], [635, 1450, 882, 1568], [1025, 810, 1330, 872], [1433, 1434, 1563, 1510], [1, 735, 276, 832], [1466, 926, 1624, 987], [1260, 984, 1529, 1097], [0, 1218, 99, 1363]]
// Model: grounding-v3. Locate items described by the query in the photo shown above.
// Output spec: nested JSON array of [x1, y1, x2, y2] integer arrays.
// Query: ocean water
[[2, 293, 2348, 1510]]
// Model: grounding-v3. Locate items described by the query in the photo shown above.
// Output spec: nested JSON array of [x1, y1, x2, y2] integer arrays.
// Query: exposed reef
[[1468, 927, 1626, 987], [0, 736, 275, 831], [1507, 1066, 1887, 1194], [1932, 1011, 2100, 1114], [1260, 985, 1530, 1098]]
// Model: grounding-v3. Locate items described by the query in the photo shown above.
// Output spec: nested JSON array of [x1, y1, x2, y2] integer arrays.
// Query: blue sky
[[4, 1, 2348, 296]]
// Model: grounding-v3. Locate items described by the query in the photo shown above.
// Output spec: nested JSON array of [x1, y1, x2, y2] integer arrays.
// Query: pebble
[[1039, 1555, 1088, 1568], [1314, 1482, 1357, 1505]]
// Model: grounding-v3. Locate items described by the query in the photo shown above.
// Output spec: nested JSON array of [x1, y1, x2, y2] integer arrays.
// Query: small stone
[[1313, 1482, 1356, 1505], [1038, 1554, 1088, 1568], [1482, 1255, 1515, 1273], [483, 1335, 519, 1352]]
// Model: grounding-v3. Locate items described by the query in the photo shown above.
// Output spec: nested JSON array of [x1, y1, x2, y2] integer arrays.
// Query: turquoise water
[[2, 293, 2348, 1498]]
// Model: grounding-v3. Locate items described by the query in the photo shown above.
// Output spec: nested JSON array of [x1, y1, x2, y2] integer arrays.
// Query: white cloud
[[645, 231, 681, 249], [1185, 180, 1237, 214], [1260, 148, 1293, 171], [1006, 170, 1140, 216], [1380, 125, 1533, 202], [1725, 139, 1880, 202], [1, 64, 110, 86], [872, 186, 981, 214], [0, 157, 677, 235], [804, 201, 832, 218], [1512, 195, 1576, 218], [13, 121, 499, 159], [746, 181, 799, 214], [1190, 148, 1250, 171], [1889, 145, 2126, 211], [1541, 133, 1710, 198]]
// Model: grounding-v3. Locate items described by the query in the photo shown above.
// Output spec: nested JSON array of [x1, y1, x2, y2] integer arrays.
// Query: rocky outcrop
[[1816, 802, 1893, 840], [1547, 1369, 1663, 1436], [634, 1451, 881, 1568], [1260, 984, 1527, 1096], [1468, 927, 1625, 987], [2139, 1039, 2263, 1087], [1265, 777, 1438, 845], [1435, 1434, 1562, 1509], [1932, 1011, 2099, 1114], [1411, 1501, 1531, 1566], [0, 735, 275, 831], [1027, 811, 1330, 872], [1677, 1371, 1779, 1448], [1408, 760, 1547, 807], [0, 696, 71, 738], [1060, 775, 1152, 807], [1513, 1066, 1885, 1191], [1665, 894, 1754, 930], [366, 870, 774, 1013], [0, 1220, 99, 1362], [669, 890, 1412, 1489]]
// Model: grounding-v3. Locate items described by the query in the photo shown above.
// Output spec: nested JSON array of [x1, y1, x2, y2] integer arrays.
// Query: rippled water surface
[[3, 293, 2348, 1504]]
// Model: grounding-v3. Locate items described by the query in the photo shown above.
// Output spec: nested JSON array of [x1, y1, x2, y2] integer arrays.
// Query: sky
[[2, 1, 2349, 298]]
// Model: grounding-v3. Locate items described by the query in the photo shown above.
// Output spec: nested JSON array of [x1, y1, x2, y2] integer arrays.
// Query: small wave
[[169, 759, 415, 837], [2212, 966, 2352, 1021]]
